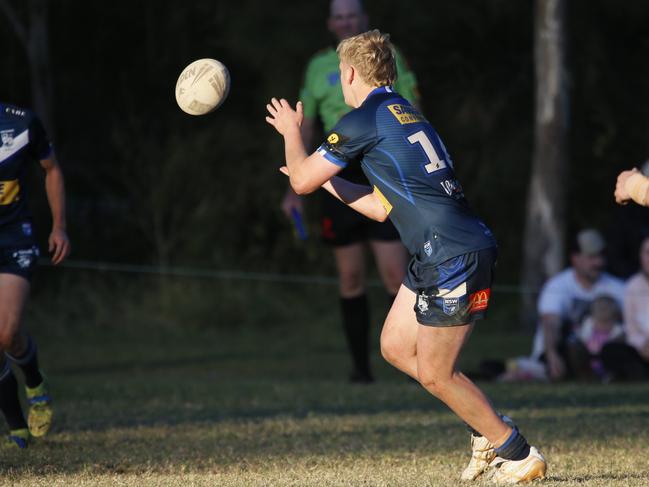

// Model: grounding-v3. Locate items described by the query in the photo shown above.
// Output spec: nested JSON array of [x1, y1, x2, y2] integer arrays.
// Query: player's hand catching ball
[[265, 98, 303, 136]]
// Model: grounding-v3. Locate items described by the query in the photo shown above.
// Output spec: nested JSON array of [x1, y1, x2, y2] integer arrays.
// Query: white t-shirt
[[531, 268, 625, 359]]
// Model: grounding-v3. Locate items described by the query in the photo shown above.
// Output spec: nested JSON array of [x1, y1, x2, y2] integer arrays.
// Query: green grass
[[2, 275, 649, 486]]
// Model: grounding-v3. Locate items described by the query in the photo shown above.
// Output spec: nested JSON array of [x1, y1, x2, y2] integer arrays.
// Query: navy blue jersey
[[0, 103, 51, 229], [317, 87, 496, 265]]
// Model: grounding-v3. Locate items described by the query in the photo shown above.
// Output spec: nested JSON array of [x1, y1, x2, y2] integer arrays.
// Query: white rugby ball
[[175, 58, 230, 115]]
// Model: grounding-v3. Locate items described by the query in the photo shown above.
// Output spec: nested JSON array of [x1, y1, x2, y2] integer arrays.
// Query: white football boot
[[460, 416, 515, 481], [489, 446, 547, 484]]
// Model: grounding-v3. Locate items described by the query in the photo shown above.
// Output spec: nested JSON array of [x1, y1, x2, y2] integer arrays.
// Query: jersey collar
[[367, 86, 394, 99]]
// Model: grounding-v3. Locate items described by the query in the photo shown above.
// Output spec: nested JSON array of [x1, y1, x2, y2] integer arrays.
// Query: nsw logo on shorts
[[442, 297, 460, 316]]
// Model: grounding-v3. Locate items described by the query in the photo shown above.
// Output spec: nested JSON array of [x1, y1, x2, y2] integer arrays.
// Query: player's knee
[[418, 370, 451, 397], [380, 329, 403, 366]]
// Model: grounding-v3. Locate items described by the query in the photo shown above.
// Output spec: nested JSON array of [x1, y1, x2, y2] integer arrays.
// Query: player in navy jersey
[[266, 31, 547, 482], [0, 103, 70, 448]]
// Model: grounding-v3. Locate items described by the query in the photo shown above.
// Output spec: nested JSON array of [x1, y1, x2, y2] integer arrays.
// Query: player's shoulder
[[330, 105, 374, 139]]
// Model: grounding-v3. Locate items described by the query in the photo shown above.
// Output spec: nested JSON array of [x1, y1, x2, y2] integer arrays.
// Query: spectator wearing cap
[[531, 229, 625, 380], [601, 234, 649, 380]]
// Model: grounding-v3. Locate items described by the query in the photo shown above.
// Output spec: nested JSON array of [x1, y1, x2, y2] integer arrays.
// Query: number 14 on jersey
[[407, 130, 453, 174]]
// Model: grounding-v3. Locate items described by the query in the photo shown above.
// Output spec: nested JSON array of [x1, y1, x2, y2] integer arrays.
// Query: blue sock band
[[494, 427, 530, 461], [0, 360, 12, 382]]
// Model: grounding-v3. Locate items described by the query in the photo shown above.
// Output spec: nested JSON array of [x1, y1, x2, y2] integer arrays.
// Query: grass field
[[1, 275, 649, 486]]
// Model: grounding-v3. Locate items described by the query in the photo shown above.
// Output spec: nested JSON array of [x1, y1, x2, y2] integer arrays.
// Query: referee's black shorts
[[320, 194, 400, 247]]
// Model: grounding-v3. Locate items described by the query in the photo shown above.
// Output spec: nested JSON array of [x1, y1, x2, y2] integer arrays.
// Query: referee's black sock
[[340, 294, 372, 380], [0, 360, 27, 430], [5, 334, 43, 388]]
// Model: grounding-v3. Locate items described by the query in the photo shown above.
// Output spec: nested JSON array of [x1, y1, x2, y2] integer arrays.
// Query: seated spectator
[[531, 229, 625, 380], [566, 295, 624, 380], [601, 235, 649, 380]]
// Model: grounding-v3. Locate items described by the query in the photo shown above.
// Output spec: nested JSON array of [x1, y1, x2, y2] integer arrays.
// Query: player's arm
[[321, 178, 388, 222], [40, 155, 71, 264], [267, 98, 342, 194], [280, 116, 317, 217], [615, 168, 649, 206]]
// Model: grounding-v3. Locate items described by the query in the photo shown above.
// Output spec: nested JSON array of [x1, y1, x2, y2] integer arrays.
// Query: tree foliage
[[0, 0, 647, 282]]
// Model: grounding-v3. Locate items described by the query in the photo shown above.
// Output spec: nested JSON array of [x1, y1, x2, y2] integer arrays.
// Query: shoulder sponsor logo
[[470, 289, 491, 312], [3, 107, 26, 117], [327, 133, 340, 145], [387, 104, 425, 125]]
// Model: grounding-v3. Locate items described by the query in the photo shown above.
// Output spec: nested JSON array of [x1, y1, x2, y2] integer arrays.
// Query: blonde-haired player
[[282, 0, 420, 384], [266, 30, 547, 483]]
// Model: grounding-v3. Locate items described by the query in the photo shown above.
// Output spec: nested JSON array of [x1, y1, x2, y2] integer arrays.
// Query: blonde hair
[[336, 29, 397, 87]]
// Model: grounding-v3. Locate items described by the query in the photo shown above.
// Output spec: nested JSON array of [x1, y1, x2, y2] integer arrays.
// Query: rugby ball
[[175, 58, 230, 115]]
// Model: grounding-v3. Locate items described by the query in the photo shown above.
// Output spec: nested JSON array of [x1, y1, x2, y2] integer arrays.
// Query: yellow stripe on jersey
[[0, 179, 20, 205], [387, 104, 425, 125], [373, 186, 393, 215]]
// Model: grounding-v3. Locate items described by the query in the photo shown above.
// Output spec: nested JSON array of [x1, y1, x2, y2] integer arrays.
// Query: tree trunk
[[0, 0, 53, 135], [26, 0, 53, 135], [521, 0, 569, 329]]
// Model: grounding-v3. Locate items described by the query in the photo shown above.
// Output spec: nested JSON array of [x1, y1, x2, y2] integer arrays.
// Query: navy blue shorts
[[0, 222, 40, 281], [404, 247, 497, 326], [321, 194, 400, 246]]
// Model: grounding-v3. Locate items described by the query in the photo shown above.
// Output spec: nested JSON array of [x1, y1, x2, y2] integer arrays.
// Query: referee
[[281, 0, 420, 383]]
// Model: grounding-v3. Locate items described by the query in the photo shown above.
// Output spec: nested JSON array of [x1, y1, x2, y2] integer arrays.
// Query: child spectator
[[569, 295, 624, 379]]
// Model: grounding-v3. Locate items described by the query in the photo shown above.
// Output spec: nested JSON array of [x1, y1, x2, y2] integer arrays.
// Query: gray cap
[[576, 228, 605, 256]]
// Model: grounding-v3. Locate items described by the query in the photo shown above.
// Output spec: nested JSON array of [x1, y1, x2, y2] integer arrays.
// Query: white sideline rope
[[39, 258, 536, 294]]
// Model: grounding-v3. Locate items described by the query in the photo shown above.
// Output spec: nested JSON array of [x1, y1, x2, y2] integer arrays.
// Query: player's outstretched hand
[[265, 98, 303, 136], [49, 227, 71, 265], [614, 168, 638, 205]]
